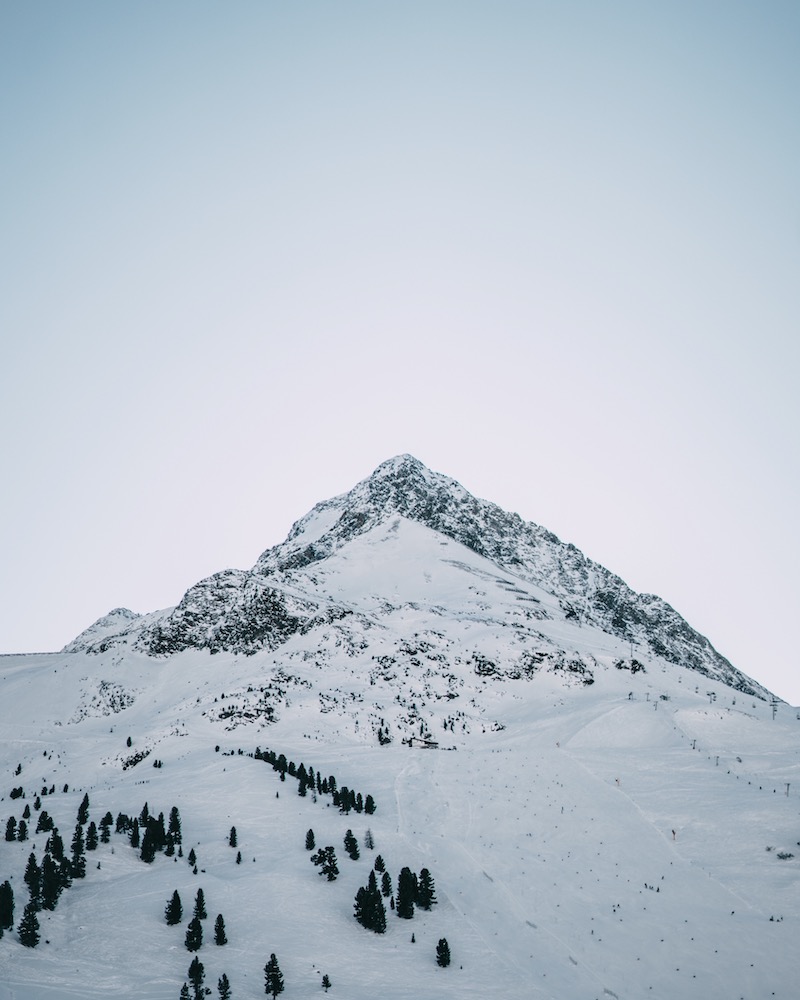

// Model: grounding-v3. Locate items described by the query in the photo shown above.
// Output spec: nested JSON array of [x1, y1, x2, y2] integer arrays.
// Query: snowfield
[[1, 457, 798, 999]]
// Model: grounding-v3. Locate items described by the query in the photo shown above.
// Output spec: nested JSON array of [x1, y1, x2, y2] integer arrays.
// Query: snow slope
[[1, 457, 797, 999]]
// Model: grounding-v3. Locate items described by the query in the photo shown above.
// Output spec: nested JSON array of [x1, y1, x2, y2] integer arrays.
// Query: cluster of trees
[[354, 859, 436, 932], [165, 886, 227, 952], [254, 748, 376, 814], [180, 957, 231, 1000], [116, 803, 183, 864]]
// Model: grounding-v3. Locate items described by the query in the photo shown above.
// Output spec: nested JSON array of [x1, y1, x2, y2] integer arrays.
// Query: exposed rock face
[[65, 454, 769, 699]]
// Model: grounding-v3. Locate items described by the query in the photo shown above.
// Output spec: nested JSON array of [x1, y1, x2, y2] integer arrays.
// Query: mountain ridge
[[62, 455, 769, 700]]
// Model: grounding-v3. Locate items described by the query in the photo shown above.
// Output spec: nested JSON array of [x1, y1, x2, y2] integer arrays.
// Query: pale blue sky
[[2, 2, 799, 700]]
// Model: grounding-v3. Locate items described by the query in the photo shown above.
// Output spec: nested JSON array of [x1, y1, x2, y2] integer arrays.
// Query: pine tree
[[321, 973, 331, 991], [85, 821, 98, 851], [180, 985, 190, 1000], [140, 825, 158, 864], [436, 937, 451, 967], [353, 881, 386, 934], [396, 867, 417, 919], [18, 902, 40, 947], [17, 819, 28, 842], [165, 890, 183, 925], [264, 953, 284, 998], [71, 823, 86, 879], [5, 817, 16, 841], [305, 828, 315, 851], [187, 848, 197, 868], [364, 828, 374, 850], [364, 794, 376, 814], [343, 829, 360, 860], [194, 888, 207, 920], [77, 792, 90, 825], [40, 854, 61, 911], [130, 818, 140, 849], [214, 913, 227, 945], [417, 868, 436, 910], [374, 854, 385, 872], [229, 826, 237, 848], [381, 871, 392, 898], [0, 880, 14, 930], [185, 916, 203, 951], [24, 852, 41, 905], [218, 973, 232, 1000], [187, 956, 205, 1000], [169, 806, 183, 844], [236, 851, 242, 865], [311, 846, 339, 881]]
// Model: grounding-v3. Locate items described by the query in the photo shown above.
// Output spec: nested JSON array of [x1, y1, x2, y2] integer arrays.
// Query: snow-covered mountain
[[1, 456, 797, 1000]]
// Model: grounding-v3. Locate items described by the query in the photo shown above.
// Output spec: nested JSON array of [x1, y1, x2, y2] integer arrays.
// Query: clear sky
[[2, 2, 798, 701]]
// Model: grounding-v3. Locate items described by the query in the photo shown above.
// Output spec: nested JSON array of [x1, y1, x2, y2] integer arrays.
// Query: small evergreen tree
[[77, 792, 90, 825], [236, 851, 242, 865], [305, 828, 315, 851], [187, 848, 197, 867], [417, 868, 436, 910], [194, 887, 207, 920], [343, 829, 360, 860], [436, 937, 451, 967], [311, 846, 339, 881], [218, 973, 232, 1000], [321, 974, 331, 991], [17, 819, 28, 842], [381, 871, 392, 898], [374, 854, 385, 872], [185, 916, 203, 951], [18, 902, 40, 947], [85, 821, 98, 851], [187, 956, 205, 1000], [130, 818, 140, 849], [364, 794, 376, 815], [24, 852, 41, 905], [0, 880, 14, 930], [40, 854, 61, 911], [353, 881, 386, 934], [180, 985, 190, 1000], [396, 867, 417, 919], [214, 913, 227, 945], [5, 817, 16, 842], [71, 823, 86, 879], [364, 828, 374, 850], [169, 806, 183, 844], [229, 826, 237, 848], [165, 890, 183, 925], [264, 953, 284, 998]]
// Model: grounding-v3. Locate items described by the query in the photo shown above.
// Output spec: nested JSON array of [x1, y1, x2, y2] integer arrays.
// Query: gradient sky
[[2, 2, 798, 702]]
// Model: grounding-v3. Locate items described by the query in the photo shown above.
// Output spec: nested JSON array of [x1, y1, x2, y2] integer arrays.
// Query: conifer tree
[[5, 817, 16, 841], [18, 902, 40, 947], [229, 826, 237, 848], [214, 913, 227, 945], [343, 829, 360, 860], [17, 819, 28, 842], [218, 973, 231, 1000], [396, 867, 417, 919], [353, 881, 386, 934], [321, 974, 331, 991], [47, 829, 64, 862], [0, 880, 14, 930], [310, 846, 339, 881], [77, 793, 90, 825], [85, 821, 98, 851], [40, 854, 62, 911], [180, 985, 190, 1000], [436, 937, 451, 967], [130, 818, 140, 849], [71, 823, 86, 879], [187, 956, 205, 1000], [165, 890, 183, 925], [24, 852, 41, 905], [374, 854, 385, 872], [169, 806, 183, 844], [381, 871, 392, 898], [364, 828, 374, 850], [305, 828, 315, 851], [364, 794, 376, 815], [185, 916, 203, 951], [36, 810, 52, 834], [264, 953, 284, 998], [417, 868, 436, 910], [236, 851, 242, 865], [187, 848, 197, 868], [194, 888, 207, 920]]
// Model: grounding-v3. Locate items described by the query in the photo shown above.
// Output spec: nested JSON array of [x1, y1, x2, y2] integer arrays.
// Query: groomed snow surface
[[1, 646, 799, 1000]]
